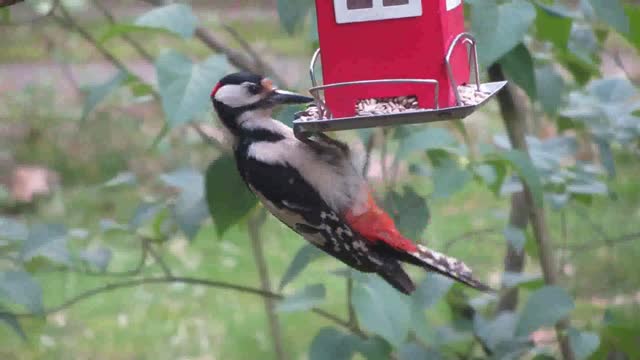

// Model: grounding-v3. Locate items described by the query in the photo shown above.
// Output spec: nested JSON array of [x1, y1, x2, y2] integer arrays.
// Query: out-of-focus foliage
[[1, 0, 639, 359]]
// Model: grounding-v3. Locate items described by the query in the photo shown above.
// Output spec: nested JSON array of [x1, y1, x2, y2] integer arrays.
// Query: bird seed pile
[[294, 84, 491, 122], [457, 84, 491, 106]]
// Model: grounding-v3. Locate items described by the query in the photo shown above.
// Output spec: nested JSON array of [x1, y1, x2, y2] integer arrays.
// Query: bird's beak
[[260, 78, 314, 105], [268, 89, 315, 105]]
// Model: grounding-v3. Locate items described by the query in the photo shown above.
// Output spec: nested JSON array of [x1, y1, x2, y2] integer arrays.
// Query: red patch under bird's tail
[[344, 191, 492, 292], [344, 192, 418, 253]]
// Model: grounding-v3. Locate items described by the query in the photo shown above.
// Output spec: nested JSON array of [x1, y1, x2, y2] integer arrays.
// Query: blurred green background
[[1, 0, 640, 359]]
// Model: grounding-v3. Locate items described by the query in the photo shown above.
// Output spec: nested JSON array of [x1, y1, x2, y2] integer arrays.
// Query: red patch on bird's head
[[210, 82, 223, 99]]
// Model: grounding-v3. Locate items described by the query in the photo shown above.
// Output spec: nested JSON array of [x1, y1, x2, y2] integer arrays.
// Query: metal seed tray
[[293, 80, 507, 135]]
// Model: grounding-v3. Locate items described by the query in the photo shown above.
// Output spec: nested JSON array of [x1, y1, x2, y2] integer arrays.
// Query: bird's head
[[210, 72, 313, 135]]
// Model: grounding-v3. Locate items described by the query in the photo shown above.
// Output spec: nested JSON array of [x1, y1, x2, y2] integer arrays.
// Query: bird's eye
[[247, 84, 261, 95]]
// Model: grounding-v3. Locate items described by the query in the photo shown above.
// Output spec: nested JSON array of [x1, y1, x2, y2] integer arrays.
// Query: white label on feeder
[[446, 0, 462, 11], [335, 0, 422, 24]]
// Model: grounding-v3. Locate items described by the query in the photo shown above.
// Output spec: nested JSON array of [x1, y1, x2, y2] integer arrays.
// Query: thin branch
[[443, 228, 500, 252], [144, 241, 173, 278], [0, 0, 59, 25], [362, 131, 375, 178], [346, 276, 357, 328], [0, 0, 25, 7], [248, 209, 287, 360], [569, 232, 640, 253], [53, 6, 126, 71], [489, 63, 574, 360], [91, 0, 154, 62], [221, 24, 288, 88], [2, 275, 360, 335], [381, 128, 390, 188], [139, 0, 288, 86]]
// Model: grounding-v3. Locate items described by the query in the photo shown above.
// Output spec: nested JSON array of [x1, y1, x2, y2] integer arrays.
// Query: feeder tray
[[293, 33, 507, 139]]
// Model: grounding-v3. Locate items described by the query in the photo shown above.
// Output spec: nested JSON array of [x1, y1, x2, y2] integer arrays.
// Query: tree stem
[[488, 63, 574, 360], [248, 209, 287, 360]]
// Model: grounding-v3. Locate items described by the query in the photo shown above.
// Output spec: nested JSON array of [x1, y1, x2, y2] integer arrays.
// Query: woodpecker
[[210, 71, 490, 294]]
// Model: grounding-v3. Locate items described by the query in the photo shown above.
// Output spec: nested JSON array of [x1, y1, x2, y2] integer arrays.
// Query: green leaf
[[156, 51, 229, 128], [20, 224, 71, 266], [355, 336, 392, 360], [568, 328, 600, 360], [383, 187, 429, 240], [587, 0, 629, 34], [503, 225, 526, 254], [80, 246, 112, 272], [205, 156, 258, 236], [136, 4, 197, 37], [100, 3, 197, 42], [398, 343, 443, 360], [0, 217, 28, 243], [161, 168, 208, 240], [535, 3, 573, 48], [501, 272, 544, 290], [474, 312, 518, 351], [397, 127, 457, 158], [624, 5, 640, 50], [500, 43, 537, 100], [476, 160, 508, 196], [0, 312, 26, 340], [309, 327, 358, 360], [412, 273, 453, 309], [277, 0, 313, 35], [431, 161, 472, 199], [0, 271, 43, 314], [501, 150, 544, 207], [129, 202, 163, 231], [277, 284, 325, 313], [515, 286, 574, 336], [81, 71, 128, 122], [595, 137, 615, 179], [279, 244, 324, 290], [471, 0, 537, 66], [535, 64, 565, 115], [352, 274, 411, 346]]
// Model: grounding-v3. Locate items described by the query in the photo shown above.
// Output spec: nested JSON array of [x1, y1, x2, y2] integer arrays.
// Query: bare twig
[[221, 24, 288, 87], [346, 276, 357, 328], [443, 228, 500, 252], [569, 232, 640, 253], [91, 0, 153, 62], [248, 209, 287, 360], [362, 131, 376, 178], [1, 275, 357, 334], [145, 241, 173, 278], [139, 0, 288, 86]]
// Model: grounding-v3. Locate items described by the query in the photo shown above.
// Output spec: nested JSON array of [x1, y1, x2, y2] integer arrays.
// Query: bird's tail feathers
[[410, 244, 494, 292], [377, 262, 416, 295]]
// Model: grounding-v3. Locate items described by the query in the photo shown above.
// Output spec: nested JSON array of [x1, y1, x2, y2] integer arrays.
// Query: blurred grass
[[1, 4, 639, 359]]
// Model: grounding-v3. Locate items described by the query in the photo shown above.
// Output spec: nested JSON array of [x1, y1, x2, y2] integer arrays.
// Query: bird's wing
[[238, 156, 386, 272]]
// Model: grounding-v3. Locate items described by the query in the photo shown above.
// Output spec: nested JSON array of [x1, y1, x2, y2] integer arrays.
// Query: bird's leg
[[295, 128, 350, 155], [312, 132, 350, 155]]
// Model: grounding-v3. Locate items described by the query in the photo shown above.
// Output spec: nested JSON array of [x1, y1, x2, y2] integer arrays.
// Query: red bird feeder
[[293, 0, 507, 136]]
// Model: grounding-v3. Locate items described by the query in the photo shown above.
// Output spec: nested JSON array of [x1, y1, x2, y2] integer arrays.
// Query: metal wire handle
[[308, 50, 440, 119], [445, 32, 481, 106]]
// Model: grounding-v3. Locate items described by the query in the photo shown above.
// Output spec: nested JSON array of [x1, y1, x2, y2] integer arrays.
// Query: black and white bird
[[210, 71, 490, 294]]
